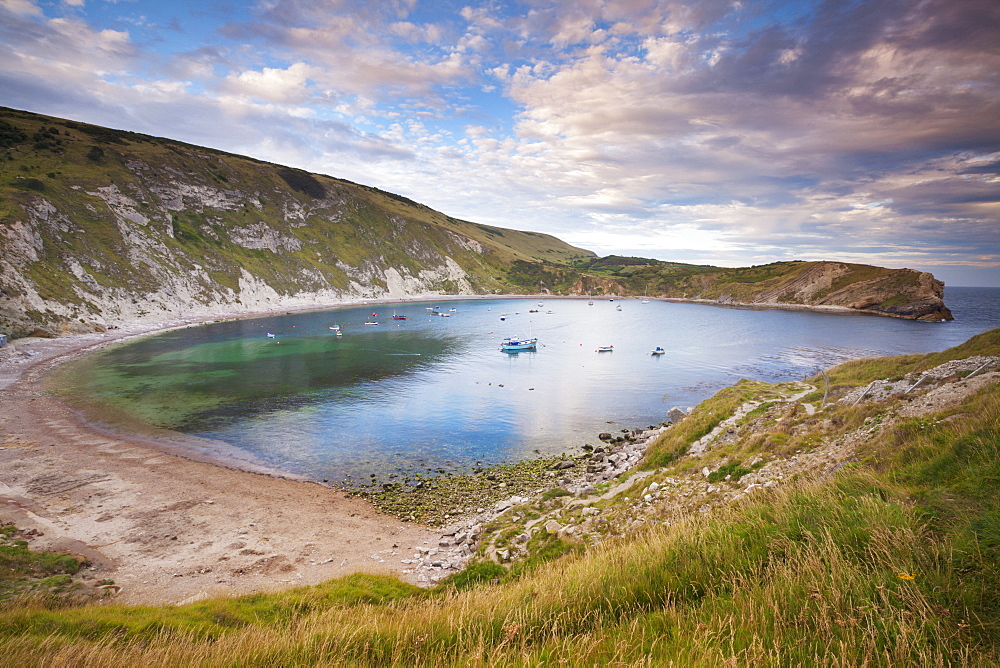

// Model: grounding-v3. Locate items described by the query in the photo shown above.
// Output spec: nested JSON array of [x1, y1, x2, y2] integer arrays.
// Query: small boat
[[588, 299, 594, 306], [266, 333, 275, 338], [392, 313, 406, 320], [616, 305, 622, 311], [449, 308, 457, 312], [529, 309, 539, 313], [500, 336, 538, 352], [538, 301, 544, 307], [596, 345, 614, 352], [651, 346, 665, 355], [329, 325, 340, 330], [365, 321, 378, 325], [439, 312, 451, 317]]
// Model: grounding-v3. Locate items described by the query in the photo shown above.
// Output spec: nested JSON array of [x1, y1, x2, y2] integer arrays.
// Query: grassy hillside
[[1, 107, 953, 338], [0, 107, 594, 337], [1, 331, 996, 665]]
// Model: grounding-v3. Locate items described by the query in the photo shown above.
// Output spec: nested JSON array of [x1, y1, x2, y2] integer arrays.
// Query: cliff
[[0, 107, 952, 338], [572, 258, 953, 321], [0, 107, 593, 337]]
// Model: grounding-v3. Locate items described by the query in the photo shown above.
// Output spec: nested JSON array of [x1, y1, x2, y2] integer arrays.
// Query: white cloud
[[224, 62, 313, 104]]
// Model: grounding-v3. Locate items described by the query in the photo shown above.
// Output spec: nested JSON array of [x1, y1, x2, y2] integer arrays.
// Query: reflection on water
[[58, 288, 999, 485]]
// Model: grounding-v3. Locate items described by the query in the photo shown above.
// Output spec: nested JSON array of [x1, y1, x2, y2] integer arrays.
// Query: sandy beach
[[0, 304, 447, 606]]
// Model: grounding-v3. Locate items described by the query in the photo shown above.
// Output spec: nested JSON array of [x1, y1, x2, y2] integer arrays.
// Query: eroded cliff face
[[0, 167, 490, 337], [744, 261, 953, 321]]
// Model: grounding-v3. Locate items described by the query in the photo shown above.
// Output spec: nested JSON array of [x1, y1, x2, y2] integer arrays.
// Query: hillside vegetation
[[1, 330, 996, 666], [1, 107, 950, 339]]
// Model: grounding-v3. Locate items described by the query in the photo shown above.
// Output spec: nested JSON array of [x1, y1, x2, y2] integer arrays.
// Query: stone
[[554, 460, 575, 470], [544, 520, 563, 535], [668, 407, 688, 423]]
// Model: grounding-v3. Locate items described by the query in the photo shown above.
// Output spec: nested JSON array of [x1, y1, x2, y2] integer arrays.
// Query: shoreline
[[0, 296, 468, 606], [0, 291, 948, 605]]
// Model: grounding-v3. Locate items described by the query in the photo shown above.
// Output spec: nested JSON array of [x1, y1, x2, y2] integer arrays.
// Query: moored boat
[[651, 346, 665, 355], [596, 345, 614, 352], [500, 336, 538, 352]]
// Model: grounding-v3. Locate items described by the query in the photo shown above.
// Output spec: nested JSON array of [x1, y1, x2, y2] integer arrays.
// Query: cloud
[[222, 62, 313, 104], [0, 0, 996, 284]]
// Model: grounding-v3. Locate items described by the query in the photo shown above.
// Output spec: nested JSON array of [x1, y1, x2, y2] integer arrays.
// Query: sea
[[56, 287, 999, 486]]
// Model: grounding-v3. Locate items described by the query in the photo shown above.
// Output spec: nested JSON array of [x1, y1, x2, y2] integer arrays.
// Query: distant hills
[[0, 107, 951, 338]]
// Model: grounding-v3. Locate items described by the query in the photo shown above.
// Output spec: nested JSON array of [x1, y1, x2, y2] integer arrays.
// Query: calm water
[[60, 287, 999, 485]]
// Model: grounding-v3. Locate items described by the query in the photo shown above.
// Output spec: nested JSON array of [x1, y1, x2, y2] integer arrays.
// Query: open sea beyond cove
[[58, 287, 1000, 486]]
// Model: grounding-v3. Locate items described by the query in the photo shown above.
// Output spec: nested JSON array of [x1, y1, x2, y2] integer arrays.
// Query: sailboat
[[642, 283, 650, 304]]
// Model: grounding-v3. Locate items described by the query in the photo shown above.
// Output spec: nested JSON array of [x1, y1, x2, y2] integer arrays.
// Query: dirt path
[[0, 322, 441, 606]]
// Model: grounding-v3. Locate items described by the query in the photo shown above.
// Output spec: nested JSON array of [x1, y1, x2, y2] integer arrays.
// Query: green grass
[[2, 335, 995, 664]]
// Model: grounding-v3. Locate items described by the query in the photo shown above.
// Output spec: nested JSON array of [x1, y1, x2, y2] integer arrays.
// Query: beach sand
[[0, 308, 443, 606]]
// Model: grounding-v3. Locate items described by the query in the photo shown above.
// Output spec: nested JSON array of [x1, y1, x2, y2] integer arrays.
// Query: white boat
[[651, 346, 665, 355], [365, 321, 378, 325], [616, 304, 622, 311], [500, 336, 538, 352], [596, 345, 614, 352], [266, 333, 275, 338]]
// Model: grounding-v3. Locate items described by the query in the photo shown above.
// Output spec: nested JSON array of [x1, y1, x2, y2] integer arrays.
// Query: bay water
[[58, 287, 999, 486]]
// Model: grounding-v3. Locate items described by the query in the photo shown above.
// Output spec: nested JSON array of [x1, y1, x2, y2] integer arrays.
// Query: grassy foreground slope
[[1, 330, 996, 666]]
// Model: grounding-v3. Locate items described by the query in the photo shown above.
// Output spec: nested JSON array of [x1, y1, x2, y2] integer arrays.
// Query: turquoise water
[[62, 288, 999, 485]]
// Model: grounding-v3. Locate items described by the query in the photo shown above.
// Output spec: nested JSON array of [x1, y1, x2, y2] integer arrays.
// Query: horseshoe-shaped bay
[[52, 290, 997, 488]]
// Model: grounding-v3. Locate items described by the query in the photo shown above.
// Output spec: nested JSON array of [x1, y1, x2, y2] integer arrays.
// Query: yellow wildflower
[[898, 572, 916, 580]]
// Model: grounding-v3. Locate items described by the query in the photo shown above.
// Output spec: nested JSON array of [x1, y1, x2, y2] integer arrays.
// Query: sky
[[1, 0, 998, 286]]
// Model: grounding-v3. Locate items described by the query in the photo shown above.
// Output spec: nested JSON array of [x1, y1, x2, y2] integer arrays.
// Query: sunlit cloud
[[0, 0, 996, 285]]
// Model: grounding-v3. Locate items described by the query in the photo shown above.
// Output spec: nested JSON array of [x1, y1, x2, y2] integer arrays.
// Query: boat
[[500, 336, 538, 352], [642, 283, 650, 304], [651, 346, 665, 355], [266, 333, 275, 338], [391, 313, 406, 320], [529, 309, 539, 313], [365, 321, 378, 325], [616, 304, 622, 311], [596, 345, 614, 352], [538, 301, 544, 307], [329, 325, 340, 330], [588, 298, 594, 306]]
